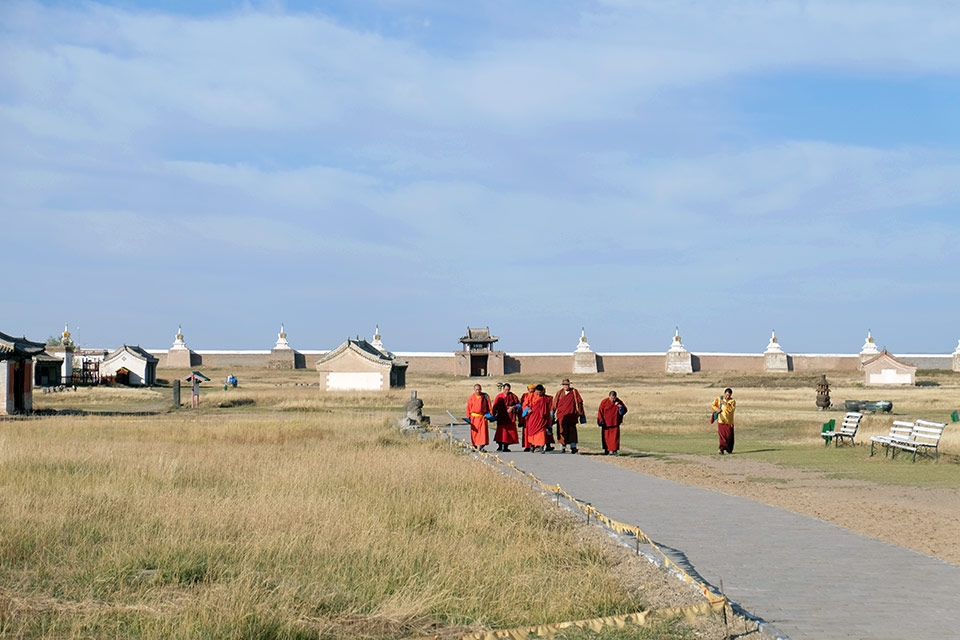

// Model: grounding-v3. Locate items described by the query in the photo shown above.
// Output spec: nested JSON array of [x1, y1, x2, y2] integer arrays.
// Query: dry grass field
[[3, 366, 958, 638]]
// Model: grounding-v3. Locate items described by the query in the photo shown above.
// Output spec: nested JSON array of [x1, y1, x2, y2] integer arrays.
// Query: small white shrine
[[666, 327, 693, 373], [763, 330, 789, 372], [166, 325, 193, 368], [573, 328, 598, 374]]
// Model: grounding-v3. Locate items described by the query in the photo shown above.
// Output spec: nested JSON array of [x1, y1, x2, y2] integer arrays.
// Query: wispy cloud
[[2, 0, 959, 351]]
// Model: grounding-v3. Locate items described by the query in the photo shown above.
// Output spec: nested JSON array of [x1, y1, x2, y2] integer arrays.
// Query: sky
[[2, 0, 959, 355]]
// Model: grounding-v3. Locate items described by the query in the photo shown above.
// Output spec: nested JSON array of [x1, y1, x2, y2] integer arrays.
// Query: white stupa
[[860, 329, 880, 356], [572, 327, 597, 373], [764, 330, 788, 372], [171, 324, 187, 350], [274, 323, 291, 350], [167, 324, 192, 368], [666, 327, 693, 373], [575, 327, 592, 353], [764, 330, 783, 353], [668, 327, 686, 352]]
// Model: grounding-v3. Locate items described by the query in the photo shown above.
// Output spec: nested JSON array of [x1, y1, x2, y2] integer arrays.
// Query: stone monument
[[268, 323, 296, 369], [166, 325, 193, 368], [572, 328, 598, 374], [763, 330, 789, 372], [665, 327, 693, 373], [816, 374, 831, 410], [398, 389, 426, 431]]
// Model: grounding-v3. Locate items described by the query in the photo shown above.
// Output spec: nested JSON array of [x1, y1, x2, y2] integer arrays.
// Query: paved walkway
[[445, 424, 960, 640]]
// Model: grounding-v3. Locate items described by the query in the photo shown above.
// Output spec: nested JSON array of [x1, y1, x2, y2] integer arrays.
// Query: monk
[[491, 383, 521, 452], [466, 383, 492, 451], [711, 387, 736, 454], [553, 378, 585, 454], [597, 390, 628, 455], [519, 383, 536, 451], [522, 384, 552, 453]]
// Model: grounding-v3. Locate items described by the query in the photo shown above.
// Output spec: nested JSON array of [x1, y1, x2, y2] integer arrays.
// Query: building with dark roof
[[1, 331, 46, 414]]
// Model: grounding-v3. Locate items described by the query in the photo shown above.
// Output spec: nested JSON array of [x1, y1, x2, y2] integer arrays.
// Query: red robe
[[466, 392, 491, 447], [553, 387, 584, 446], [597, 397, 628, 453], [492, 391, 520, 445], [522, 393, 551, 448]]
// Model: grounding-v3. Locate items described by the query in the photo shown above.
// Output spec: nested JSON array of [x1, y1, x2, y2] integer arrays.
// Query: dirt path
[[603, 451, 960, 566]]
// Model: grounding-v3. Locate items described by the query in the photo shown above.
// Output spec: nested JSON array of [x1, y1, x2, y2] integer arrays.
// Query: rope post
[[556, 489, 561, 506], [583, 502, 592, 525], [636, 536, 641, 555]]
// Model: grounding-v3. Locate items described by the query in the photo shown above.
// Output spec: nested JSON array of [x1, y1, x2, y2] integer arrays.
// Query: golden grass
[[6, 367, 958, 637], [3, 380, 664, 639]]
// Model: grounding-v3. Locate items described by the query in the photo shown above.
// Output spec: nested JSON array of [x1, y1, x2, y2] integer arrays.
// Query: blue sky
[[2, 0, 959, 354]]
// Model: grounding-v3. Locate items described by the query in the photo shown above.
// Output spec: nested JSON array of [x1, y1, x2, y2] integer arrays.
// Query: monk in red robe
[[466, 383, 492, 451], [518, 383, 536, 451], [553, 378, 585, 454], [521, 384, 552, 453], [597, 390, 628, 455], [491, 383, 521, 452]]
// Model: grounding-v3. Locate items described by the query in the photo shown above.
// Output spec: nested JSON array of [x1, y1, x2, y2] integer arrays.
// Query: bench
[[889, 420, 947, 462], [820, 419, 836, 445], [869, 421, 914, 458], [822, 412, 863, 447]]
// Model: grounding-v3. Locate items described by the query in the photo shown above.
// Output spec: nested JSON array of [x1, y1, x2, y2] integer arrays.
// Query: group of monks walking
[[466, 378, 628, 455]]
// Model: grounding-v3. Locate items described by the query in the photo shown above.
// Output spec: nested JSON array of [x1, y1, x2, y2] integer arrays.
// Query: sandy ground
[[601, 451, 960, 567]]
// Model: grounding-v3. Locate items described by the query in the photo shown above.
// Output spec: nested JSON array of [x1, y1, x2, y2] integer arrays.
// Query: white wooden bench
[[822, 412, 863, 447], [889, 420, 947, 462], [869, 421, 914, 458]]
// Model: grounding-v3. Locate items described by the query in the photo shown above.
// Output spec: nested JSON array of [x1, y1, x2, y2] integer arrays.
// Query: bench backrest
[[889, 421, 915, 444], [911, 420, 946, 447], [839, 412, 863, 434]]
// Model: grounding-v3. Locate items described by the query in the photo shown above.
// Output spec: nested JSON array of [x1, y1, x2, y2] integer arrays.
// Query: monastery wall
[[145, 340, 960, 376]]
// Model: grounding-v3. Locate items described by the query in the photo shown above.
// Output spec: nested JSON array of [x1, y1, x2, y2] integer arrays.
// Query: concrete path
[[444, 424, 960, 640]]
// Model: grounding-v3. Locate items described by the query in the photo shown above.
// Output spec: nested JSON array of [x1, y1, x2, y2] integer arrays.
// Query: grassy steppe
[[4, 367, 957, 638], [2, 370, 712, 639]]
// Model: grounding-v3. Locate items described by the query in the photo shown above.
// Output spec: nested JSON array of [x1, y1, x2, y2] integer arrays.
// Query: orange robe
[[522, 394, 552, 448], [466, 392, 491, 447]]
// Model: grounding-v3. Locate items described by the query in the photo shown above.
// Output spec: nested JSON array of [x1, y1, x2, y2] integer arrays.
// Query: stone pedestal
[[764, 351, 788, 372], [572, 329, 598, 374], [665, 329, 693, 373], [166, 347, 192, 368], [267, 348, 296, 369], [763, 331, 789, 372]]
